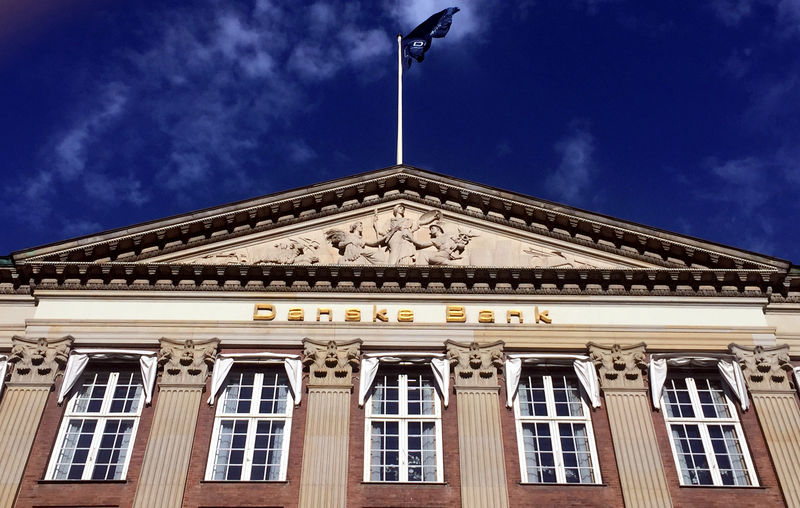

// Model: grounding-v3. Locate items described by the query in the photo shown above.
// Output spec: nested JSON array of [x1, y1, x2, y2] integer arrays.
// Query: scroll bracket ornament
[[302, 338, 362, 387], [7, 335, 72, 386], [446, 340, 504, 388], [588, 342, 648, 391], [157, 338, 219, 386], [730, 344, 794, 393]]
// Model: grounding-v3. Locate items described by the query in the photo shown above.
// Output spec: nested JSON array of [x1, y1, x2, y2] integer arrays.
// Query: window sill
[[518, 482, 608, 487], [37, 479, 128, 484], [361, 481, 448, 486], [678, 484, 765, 489], [200, 480, 289, 484]]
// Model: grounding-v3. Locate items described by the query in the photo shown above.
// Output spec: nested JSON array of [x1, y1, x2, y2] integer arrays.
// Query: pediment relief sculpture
[[170, 204, 648, 268]]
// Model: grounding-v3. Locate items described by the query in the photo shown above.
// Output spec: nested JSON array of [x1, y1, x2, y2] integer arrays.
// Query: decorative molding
[[302, 339, 361, 387], [588, 342, 648, 390], [730, 344, 794, 392], [157, 338, 219, 386], [7, 335, 72, 385], [446, 340, 504, 388]]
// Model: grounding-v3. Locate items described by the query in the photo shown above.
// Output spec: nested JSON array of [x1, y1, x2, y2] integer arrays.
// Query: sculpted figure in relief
[[252, 237, 320, 265], [373, 204, 420, 264], [406, 221, 478, 265], [325, 221, 385, 265], [523, 246, 597, 269]]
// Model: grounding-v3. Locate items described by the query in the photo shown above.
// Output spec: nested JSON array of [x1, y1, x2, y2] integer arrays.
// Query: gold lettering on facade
[[373, 305, 389, 322], [345, 308, 361, 322], [446, 305, 467, 322], [397, 309, 414, 322], [478, 310, 495, 323], [288, 308, 304, 321], [507, 310, 523, 324], [253, 303, 276, 321], [535, 306, 552, 324], [317, 308, 332, 322]]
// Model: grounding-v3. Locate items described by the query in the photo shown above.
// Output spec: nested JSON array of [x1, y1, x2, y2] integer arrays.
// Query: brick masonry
[[10, 355, 796, 508]]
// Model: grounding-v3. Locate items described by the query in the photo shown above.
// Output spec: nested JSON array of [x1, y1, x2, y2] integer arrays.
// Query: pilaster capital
[[588, 342, 648, 390], [730, 344, 794, 393], [302, 338, 361, 387], [157, 337, 219, 386], [7, 335, 72, 386], [446, 340, 504, 388]]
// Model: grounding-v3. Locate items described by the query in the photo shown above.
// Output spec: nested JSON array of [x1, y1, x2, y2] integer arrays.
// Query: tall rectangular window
[[364, 370, 443, 482], [662, 375, 757, 486], [514, 370, 601, 484], [47, 369, 144, 480], [206, 368, 292, 481]]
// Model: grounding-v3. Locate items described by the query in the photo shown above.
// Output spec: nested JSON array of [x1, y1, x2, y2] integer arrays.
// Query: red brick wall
[[12, 352, 796, 508], [15, 367, 156, 508]]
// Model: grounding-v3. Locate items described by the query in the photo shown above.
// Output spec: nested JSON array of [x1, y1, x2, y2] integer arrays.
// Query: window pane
[[407, 374, 436, 416], [53, 419, 97, 480], [259, 371, 290, 415], [250, 420, 285, 481], [521, 422, 556, 483], [371, 374, 400, 416], [369, 420, 400, 481], [211, 419, 249, 480], [663, 378, 695, 418], [708, 424, 751, 486], [552, 375, 584, 417], [72, 372, 110, 413], [109, 371, 143, 414], [91, 419, 134, 480], [671, 424, 712, 485], [695, 378, 731, 419], [407, 421, 438, 482], [559, 422, 595, 483], [222, 372, 255, 414], [518, 375, 547, 417]]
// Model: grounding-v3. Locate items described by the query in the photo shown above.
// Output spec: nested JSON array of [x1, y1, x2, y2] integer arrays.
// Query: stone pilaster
[[0, 336, 72, 508], [298, 339, 361, 508], [446, 340, 508, 508], [132, 338, 218, 508], [731, 344, 800, 507], [588, 343, 671, 508]]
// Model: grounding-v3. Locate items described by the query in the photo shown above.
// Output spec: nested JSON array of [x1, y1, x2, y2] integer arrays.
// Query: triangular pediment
[[155, 200, 658, 269], [11, 165, 789, 273]]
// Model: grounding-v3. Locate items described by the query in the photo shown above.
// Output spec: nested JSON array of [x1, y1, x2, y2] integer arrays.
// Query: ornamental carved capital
[[588, 342, 647, 390], [302, 338, 361, 387], [7, 335, 72, 386], [730, 344, 794, 392], [446, 340, 504, 388], [158, 338, 219, 386]]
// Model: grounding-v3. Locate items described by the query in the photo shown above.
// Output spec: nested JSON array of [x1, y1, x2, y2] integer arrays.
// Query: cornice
[[4, 261, 796, 298], [11, 166, 789, 271]]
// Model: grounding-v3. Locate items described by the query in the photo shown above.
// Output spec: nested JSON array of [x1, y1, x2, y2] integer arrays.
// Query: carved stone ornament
[[588, 342, 648, 390], [158, 338, 219, 386], [302, 338, 361, 387], [730, 344, 795, 392], [446, 340, 504, 388], [523, 246, 599, 269], [7, 335, 72, 385]]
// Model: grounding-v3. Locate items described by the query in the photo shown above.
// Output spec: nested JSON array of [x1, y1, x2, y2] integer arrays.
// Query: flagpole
[[396, 33, 403, 165]]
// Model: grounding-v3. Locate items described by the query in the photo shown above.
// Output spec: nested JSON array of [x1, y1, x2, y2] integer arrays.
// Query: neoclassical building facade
[[0, 166, 799, 507]]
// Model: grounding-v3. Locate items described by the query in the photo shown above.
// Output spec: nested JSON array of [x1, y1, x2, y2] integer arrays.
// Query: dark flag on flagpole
[[402, 7, 460, 70]]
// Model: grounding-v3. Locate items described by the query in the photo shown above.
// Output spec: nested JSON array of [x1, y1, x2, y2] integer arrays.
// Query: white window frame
[[363, 369, 444, 483], [661, 374, 758, 487], [46, 368, 144, 480], [205, 367, 293, 481], [514, 370, 602, 484]]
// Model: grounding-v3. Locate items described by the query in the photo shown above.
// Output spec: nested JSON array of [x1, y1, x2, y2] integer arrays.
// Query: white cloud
[[710, 0, 754, 26], [545, 123, 597, 204]]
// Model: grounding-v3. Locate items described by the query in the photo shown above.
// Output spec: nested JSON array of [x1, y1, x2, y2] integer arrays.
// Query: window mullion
[[551, 420, 566, 483], [400, 374, 409, 482], [698, 423, 722, 485], [83, 417, 106, 480]]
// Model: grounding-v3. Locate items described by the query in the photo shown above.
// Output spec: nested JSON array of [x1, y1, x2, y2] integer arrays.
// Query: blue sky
[[1, 0, 799, 262]]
